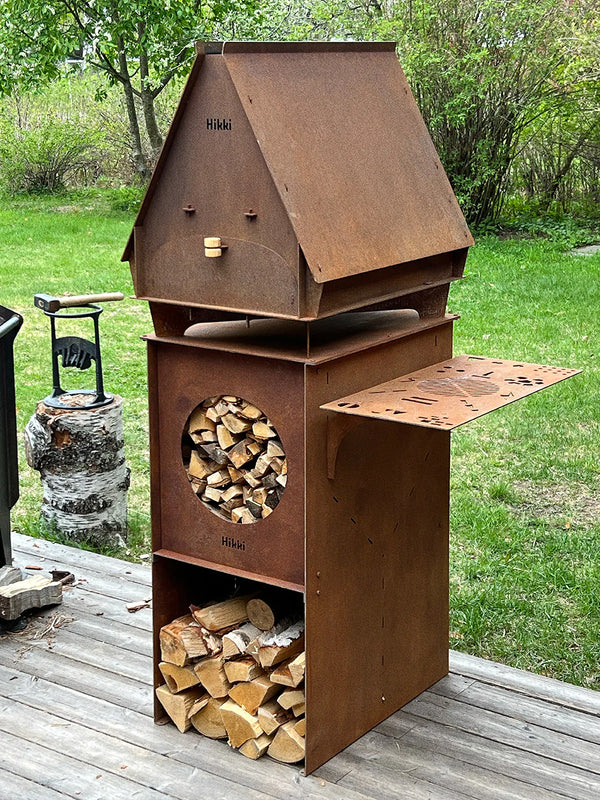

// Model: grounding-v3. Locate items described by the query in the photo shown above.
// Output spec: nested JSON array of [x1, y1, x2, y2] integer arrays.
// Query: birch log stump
[[24, 395, 129, 548]]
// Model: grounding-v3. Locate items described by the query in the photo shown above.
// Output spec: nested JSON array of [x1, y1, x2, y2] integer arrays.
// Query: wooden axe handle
[[57, 292, 125, 308], [35, 292, 125, 312]]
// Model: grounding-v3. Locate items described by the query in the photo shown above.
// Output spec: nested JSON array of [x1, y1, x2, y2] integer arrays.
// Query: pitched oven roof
[[123, 41, 473, 283]]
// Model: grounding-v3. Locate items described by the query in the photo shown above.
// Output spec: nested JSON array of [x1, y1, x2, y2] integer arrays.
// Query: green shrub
[[109, 184, 145, 213], [0, 119, 101, 193]]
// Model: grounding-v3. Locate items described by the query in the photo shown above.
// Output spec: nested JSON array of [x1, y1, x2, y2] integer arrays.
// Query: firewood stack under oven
[[122, 41, 579, 774]]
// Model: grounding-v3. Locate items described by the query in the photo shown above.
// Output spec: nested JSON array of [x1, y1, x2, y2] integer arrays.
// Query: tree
[[0, 0, 262, 180], [513, 5, 600, 212], [259, 0, 598, 225], [391, 0, 599, 224]]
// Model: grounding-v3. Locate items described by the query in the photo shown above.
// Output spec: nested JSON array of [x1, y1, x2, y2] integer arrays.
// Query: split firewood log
[[203, 486, 224, 503], [190, 592, 255, 631], [239, 733, 272, 760], [206, 467, 230, 486], [277, 688, 305, 711], [222, 622, 262, 659], [223, 656, 263, 684], [252, 421, 275, 439], [194, 655, 232, 698], [220, 699, 263, 748], [159, 615, 197, 666], [155, 684, 208, 733], [221, 484, 244, 503], [228, 674, 279, 716], [189, 477, 207, 496], [257, 621, 304, 669], [241, 471, 261, 490], [227, 439, 254, 469], [245, 617, 294, 662], [246, 441, 262, 457], [292, 701, 306, 717], [221, 497, 245, 514], [188, 407, 215, 433], [268, 720, 305, 763], [266, 440, 285, 459], [294, 717, 306, 737], [231, 506, 257, 524], [159, 615, 222, 666], [216, 424, 239, 449], [222, 413, 252, 435], [257, 699, 293, 736], [238, 403, 262, 420], [190, 697, 228, 739], [187, 451, 213, 480], [159, 661, 201, 693], [227, 466, 245, 484], [0, 575, 62, 621], [270, 652, 305, 688]]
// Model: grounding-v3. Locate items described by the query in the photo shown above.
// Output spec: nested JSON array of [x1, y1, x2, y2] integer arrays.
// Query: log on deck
[[0, 533, 598, 800]]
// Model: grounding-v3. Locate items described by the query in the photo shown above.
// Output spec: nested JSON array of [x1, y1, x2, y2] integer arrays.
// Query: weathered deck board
[[55, 611, 152, 657], [402, 692, 600, 772], [1, 532, 598, 800], [15, 533, 151, 586], [379, 713, 600, 800], [14, 625, 152, 681], [432, 673, 600, 744], [450, 649, 600, 715]]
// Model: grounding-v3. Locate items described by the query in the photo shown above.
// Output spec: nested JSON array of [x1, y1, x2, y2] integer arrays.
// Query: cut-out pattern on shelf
[[321, 355, 580, 430]]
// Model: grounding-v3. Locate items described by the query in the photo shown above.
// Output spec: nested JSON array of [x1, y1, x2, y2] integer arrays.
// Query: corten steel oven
[[123, 41, 578, 773]]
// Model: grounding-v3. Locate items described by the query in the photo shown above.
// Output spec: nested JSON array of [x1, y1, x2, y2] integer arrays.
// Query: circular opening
[[182, 395, 287, 524]]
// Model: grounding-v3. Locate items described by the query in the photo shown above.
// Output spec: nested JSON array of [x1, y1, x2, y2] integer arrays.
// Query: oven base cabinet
[[148, 316, 452, 773]]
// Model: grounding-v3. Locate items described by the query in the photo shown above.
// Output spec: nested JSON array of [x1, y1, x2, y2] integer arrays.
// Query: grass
[[1, 189, 152, 558], [449, 232, 600, 688], [2, 189, 599, 688]]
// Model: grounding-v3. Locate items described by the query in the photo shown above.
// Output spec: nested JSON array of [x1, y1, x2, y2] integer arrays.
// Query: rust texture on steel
[[321, 355, 580, 430], [129, 39, 580, 777], [224, 44, 473, 282], [175, 310, 456, 364], [126, 52, 300, 318], [304, 323, 453, 772], [147, 339, 305, 587], [145, 316, 457, 770], [123, 42, 472, 325]]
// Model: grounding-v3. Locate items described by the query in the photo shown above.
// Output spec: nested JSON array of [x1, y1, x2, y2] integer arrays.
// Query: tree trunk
[[139, 37, 164, 162], [539, 126, 596, 212], [117, 37, 151, 182]]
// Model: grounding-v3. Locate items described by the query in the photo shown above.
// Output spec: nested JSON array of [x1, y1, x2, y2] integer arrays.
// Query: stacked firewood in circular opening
[[182, 395, 287, 523], [156, 593, 305, 763]]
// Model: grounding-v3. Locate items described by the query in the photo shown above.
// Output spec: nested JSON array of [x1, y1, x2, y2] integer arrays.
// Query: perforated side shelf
[[321, 355, 580, 430]]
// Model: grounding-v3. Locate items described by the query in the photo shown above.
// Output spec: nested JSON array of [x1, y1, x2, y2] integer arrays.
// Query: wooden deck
[[1, 533, 599, 800]]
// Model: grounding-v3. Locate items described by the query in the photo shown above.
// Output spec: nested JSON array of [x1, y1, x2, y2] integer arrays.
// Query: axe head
[[34, 294, 61, 313]]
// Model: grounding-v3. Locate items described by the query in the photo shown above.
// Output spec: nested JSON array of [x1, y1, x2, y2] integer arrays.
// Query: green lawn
[[2, 189, 599, 689], [1, 190, 152, 555], [449, 234, 600, 688]]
